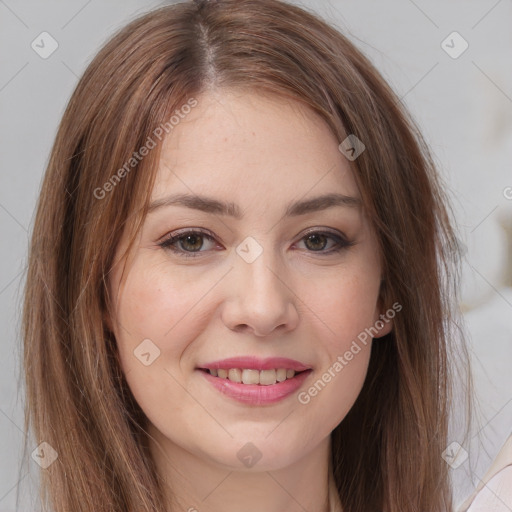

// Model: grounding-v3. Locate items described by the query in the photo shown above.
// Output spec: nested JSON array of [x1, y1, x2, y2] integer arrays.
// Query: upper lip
[[198, 356, 312, 372]]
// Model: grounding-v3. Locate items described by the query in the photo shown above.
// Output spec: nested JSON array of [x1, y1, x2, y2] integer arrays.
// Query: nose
[[221, 248, 300, 337]]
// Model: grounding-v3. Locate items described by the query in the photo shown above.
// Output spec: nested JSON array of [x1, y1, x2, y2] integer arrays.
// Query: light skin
[[108, 88, 392, 512]]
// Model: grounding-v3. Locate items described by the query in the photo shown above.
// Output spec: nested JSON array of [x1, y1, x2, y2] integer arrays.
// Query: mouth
[[196, 357, 313, 405], [197, 367, 309, 385]]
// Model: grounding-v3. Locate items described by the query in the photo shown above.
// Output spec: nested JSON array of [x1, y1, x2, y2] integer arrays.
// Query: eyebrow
[[147, 192, 361, 219]]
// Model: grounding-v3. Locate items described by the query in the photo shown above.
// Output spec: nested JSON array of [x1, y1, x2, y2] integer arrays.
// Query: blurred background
[[0, 0, 511, 510]]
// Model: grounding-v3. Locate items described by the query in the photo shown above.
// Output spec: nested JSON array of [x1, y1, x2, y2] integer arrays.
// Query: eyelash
[[157, 228, 355, 258]]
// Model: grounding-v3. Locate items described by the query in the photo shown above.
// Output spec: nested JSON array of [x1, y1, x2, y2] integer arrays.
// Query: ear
[[372, 283, 396, 339], [372, 309, 393, 339]]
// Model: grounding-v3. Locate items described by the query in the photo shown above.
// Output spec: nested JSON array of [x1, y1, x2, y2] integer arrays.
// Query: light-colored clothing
[[458, 434, 512, 512]]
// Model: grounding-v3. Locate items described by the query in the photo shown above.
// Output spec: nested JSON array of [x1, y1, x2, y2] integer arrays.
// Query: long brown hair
[[21, 0, 471, 510]]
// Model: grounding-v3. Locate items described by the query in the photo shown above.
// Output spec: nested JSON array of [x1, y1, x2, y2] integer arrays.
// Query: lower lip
[[198, 369, 312, 405]]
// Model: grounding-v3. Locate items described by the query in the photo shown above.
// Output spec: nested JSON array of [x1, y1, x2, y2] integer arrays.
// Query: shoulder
[[458, 434, 512, 512], [465, 465, 512, 511]]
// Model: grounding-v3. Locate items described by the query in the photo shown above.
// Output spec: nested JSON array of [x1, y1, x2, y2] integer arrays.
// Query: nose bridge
[[236, 236, 284, 303], [224, 236, 298, 335]]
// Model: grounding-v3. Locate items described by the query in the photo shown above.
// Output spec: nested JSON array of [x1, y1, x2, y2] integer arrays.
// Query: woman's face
[[108, 88, 391, 473]]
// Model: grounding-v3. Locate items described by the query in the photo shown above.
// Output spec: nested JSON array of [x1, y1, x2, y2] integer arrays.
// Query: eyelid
[[294, 228, 355, 253], [299, 226, 350, 243], [157, 228, 219, 256], [159, 227, 217, 243]]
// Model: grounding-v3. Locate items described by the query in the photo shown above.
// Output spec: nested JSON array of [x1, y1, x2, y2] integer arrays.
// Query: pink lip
[[198, 368, 312, 405], [198, 356, 311, 372]]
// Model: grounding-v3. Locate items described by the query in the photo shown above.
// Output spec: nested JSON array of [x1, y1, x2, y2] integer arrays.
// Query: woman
[[22, 0, 475, 510]]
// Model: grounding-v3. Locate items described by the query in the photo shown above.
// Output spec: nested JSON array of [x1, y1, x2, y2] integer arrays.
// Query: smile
[[197, 356, 313, 405], [202, 367, 300, 385]]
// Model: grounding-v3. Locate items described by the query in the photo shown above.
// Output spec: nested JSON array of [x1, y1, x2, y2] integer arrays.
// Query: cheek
[[112, 258, 219, 375], [112, 259, 219, 429], [295, 267, 380, 429], [307, 266, 381, 348], [301, 342, 372, 437]]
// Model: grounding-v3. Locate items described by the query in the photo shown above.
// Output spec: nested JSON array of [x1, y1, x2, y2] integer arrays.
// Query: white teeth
[[228, 368, 242, 383], [259, 369, 277, 385], [276, 368, 287, 382], [242, 369, 260, 385], [208, 367, 300, 385]]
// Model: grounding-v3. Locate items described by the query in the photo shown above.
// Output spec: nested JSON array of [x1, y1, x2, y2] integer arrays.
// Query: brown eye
[[297, 230, 355, 254], [177, 234, 204, 252], [304, 233, 329, 251], [158, 230, 218, 257]]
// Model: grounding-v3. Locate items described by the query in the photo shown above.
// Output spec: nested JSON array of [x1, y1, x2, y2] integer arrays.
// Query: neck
[[148, 425, 334, 512]]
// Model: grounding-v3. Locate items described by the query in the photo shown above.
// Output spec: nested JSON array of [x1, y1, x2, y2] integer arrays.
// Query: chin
[[202, 434, 313, 472]]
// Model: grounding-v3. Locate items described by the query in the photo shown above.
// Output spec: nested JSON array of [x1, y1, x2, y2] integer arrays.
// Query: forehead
[[153, 88, 359, 210]]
